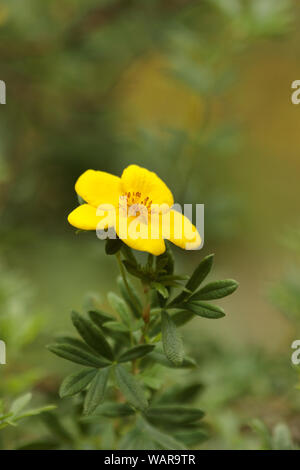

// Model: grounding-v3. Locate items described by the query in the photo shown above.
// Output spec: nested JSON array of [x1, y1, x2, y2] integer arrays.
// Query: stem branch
[[115, 251, 141, 315]]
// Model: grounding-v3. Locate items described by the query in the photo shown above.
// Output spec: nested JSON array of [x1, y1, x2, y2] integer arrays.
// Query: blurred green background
[[1, 0, 300, 449]]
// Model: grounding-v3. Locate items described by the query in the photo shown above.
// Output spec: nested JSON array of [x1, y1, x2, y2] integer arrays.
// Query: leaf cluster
[[48, 246, 238, 448]]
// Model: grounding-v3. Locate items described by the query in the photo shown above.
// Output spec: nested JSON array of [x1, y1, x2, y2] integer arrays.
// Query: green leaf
[[0, 406, 56, 429], [161, 311, 184, 366], [86, 402, 135, 418], [117, 275, 142, 318], [105, 238, 123, 255], [16, 439, 60, 450], [115, 365, 148, 411], [140, 418, 186, 450], [146, 405, 205, 425], [122, 259, 143, 279], [186, 254, 214, 291], [156, 244, 174, 275], [131, 319, 144, 331], [53, 335, 93, 353], [88, 309, 115, 328], [59, 368, 97, 398], [147, 253, 154, 269], [145, 351, 196, 369], [173, 429, 208, 446], [157, 382, 204, 404], [0, 412, 13, 421], [71, 311, 114, 361], [183, 301, 225, 319], [119, 426, 157, 450], [159, 274, 189, 282], [101, 325, 131, 346], [118, 344, 155, 363], [151, 282, 169, 299], [190, 279, 239, 300], [163, 281, 189, 289], [14, 405, 56, 422], [121, 244, 137, 265], [150, 289, 161, 309], [84, 367, 111, 415], [171, 310, 195, 327], [169, 254, 214, 305], [103, 321, 129, 332], [108, 292, 131, 326], [140, 374, 162, 390], [10, 393, 32, 415], [122, 259, 147, 280], [47, 343, 110, 368]]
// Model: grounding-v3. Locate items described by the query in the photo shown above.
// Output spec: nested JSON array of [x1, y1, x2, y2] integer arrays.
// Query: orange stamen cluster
[[123, 191, 153, 212]]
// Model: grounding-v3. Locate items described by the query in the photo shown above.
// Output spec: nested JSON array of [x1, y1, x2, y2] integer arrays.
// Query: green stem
[[115, 251, 141, 316], [140, 283, 150, 343]]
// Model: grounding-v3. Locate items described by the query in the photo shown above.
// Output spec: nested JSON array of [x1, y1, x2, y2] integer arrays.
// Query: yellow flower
[[68, 165, 201, 256]]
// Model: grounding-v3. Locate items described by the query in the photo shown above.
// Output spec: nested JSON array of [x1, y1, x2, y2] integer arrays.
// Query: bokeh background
[[1, 0, 300, 449]]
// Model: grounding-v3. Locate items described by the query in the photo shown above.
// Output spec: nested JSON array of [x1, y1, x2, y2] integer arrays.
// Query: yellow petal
[[164, 209, 201, 250], [75, 169, 121, 208], [121, 165, 174, 208], [122, 236, 166, 256], [115, 213, 166, 256], [68, 204, 115, 231]]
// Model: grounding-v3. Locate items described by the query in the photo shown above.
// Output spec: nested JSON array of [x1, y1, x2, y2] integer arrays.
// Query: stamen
[[121, 191, 153, 215]]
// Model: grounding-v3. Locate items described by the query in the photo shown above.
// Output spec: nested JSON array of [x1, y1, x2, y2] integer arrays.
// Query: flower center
[[124, 191, 152, 209], [119, 191, 153, 217], [118, 192, 154, 223]]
